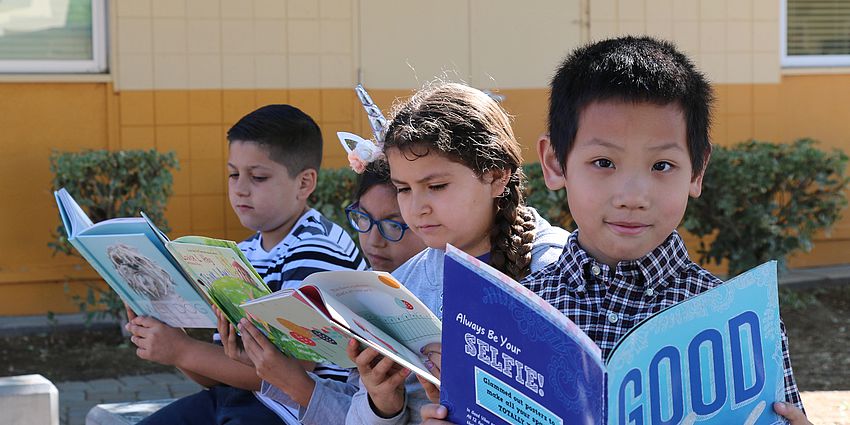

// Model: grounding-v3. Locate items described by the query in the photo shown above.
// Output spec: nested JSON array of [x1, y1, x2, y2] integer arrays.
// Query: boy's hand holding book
[[126, 315, 192, 366], [237, 318, 317, 406], [774, 402, 812, 425], [214, 306, 253, 367]]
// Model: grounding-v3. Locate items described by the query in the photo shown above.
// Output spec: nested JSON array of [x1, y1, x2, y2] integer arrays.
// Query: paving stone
[[143, 373, 185, 385], [116, 375, 154, 387], [85, 378, 122, 392], [60, 390, 86, 401], [56, 381, 91, 392], [135, 389, 173, 400]]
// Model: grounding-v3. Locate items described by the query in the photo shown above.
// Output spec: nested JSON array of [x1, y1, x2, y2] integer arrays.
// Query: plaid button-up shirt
[[521, 230, 803, 410]]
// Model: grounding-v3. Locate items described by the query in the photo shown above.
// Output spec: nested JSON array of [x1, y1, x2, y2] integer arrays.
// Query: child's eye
[[592, 159, 614, 169], [396, 186, 410, 194], [228, 173, 239, 179], [652, 161, 673, 172], [429, 183, 447, 191], [252, 176, 268, 182]]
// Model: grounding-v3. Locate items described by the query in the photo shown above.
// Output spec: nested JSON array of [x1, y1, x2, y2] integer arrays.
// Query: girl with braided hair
[[344, 82, 569, 425]]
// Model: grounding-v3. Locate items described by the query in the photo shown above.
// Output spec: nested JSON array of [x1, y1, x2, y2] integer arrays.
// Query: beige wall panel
[[254, 20, 288, 54], [360, 0, 471, 89], [187, 19, 222, 54], [222, 0, 254, 19], [153, 0, 186, 18], [222, 54, 256, 88], [672, 21, 699, 55], [701, 0, 727, 20], [154, 54, 189, 89], [289, 54, 322, 87], [726, 22, 753, 53], [223, 19, 257, 54], [255, 0, 288, 19], [753, 21, 779, 52], [469, 0, 582, 89], [618, 0, 645, 21], [116, 0, 152, 17], [118, 53, 154, 90], [256, 55, 290, 88], [187, 0, 221, 18], [752, 52, 780, 83], [288, 20, 321, 54], [188, 54, 223, 89], [591, 0, 618, 20], [646, 0, 674, 20], [619, 20, 646, 36], [673, 0, 699, 19], [117, 17, 153, 54], [728, 0, 753, 21], [321, 0, 353, 19], [754, 0, 779, 21], [290, 0, 320, 18], [646, 19, 674, 41]]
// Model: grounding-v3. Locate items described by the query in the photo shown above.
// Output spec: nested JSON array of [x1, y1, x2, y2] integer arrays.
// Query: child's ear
[[689, 149, 711, 198], [296, 168, 318, 200], [537, 134, 566, 190], [488, 168, 511, 199]]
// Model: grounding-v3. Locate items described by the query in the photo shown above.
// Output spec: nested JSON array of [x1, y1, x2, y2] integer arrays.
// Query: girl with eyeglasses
[[347, 161, 427, 272]]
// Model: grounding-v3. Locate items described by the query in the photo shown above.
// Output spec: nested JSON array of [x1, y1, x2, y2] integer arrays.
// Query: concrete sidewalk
[[56, 373, 202, 425]]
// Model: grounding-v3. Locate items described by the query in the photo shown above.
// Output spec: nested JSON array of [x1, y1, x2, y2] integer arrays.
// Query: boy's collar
[[560, 230, 691, 290]]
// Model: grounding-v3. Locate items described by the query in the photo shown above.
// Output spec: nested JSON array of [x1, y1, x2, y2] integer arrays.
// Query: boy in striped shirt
[[127, 104, 367, 425]]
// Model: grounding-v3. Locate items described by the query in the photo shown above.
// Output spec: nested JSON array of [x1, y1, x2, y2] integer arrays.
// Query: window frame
[[0, 0, 108, 74], [781, 0, 850, 68]]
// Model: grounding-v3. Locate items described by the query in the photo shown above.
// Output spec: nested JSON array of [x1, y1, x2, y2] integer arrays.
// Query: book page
[[300, 271, 442, 355], [54, 188, 93, 237], [606, 262, 785, 425]]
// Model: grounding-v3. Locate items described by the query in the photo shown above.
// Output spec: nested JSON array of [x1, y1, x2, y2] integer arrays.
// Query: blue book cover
[[440, 245, 786, 425]]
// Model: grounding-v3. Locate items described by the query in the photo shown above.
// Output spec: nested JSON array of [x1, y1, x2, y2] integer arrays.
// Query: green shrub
[[683, 139, 849, 276], [522, 164, 574, 230], [521, 140, 849, 277], [49, 149, 179, 322], [309, 167, 359, 234]]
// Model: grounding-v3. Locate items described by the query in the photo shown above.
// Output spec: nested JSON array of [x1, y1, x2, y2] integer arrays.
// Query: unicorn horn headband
[[338, 84, 387, 174]]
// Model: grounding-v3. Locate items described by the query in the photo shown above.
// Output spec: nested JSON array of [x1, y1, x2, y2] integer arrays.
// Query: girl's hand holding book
[[346, 339, 409, 418]]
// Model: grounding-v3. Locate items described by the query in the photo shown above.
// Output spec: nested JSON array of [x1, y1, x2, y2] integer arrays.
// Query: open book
[[55, 188, 279, 339], [240, 270, 443, 386], [440, 244, 786, 425]]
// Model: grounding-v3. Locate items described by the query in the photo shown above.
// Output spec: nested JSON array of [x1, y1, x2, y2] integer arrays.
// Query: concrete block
[[0, 374, 59, 425], [86, 399, 174, 425]]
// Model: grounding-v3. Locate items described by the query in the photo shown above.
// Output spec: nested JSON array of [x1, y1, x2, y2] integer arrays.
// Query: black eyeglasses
[[345, 203, 409, 242]]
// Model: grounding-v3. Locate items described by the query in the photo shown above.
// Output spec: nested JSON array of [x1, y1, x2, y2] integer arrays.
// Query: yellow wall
[[1, 0, 848, 315], [3, 77, 848, 315]]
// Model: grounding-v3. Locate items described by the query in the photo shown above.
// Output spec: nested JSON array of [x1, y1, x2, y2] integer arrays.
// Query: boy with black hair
[[421, 36, 810, 425], [126, 104, 367, 425]]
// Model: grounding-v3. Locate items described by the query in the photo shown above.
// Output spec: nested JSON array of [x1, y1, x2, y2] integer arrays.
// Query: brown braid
[[489, 169, 537, 280], [383, 83, 536, 280]]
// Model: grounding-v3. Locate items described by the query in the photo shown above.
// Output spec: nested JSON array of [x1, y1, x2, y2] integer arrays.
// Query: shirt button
[[645, 288, 655, 297], [591, 265, 601, 276], [607, 312, 619, 324]]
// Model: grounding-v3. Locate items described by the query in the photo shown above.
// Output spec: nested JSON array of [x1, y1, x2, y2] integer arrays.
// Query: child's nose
[[366, 226, 386, 247], [232, 175, 250, 195], [613, 175, 650, 210]]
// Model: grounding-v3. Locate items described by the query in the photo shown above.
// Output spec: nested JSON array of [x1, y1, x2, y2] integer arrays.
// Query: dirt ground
[[1, 285, 848, 387]]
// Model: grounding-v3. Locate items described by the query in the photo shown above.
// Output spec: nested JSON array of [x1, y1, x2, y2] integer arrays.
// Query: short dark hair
[[549, 36, 713, 177], [227, 104, 322, 176], [354, 160, 391, 201]]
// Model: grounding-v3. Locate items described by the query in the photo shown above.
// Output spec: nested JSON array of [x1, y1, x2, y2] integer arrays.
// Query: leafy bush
[[309, 167, 359, 234], [521, 140, 849, 277], [50, 149, 179, 322], [522, 164, 573, 230], [684, 139, 848, 276]]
